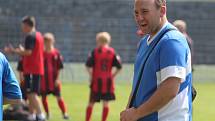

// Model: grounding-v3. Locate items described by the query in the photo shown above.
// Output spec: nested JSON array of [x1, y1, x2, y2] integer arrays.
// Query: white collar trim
[[147, 22, 169, 45]]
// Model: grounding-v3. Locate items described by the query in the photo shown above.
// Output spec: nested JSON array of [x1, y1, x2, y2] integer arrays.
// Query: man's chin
[[136, 29, 148, 37]]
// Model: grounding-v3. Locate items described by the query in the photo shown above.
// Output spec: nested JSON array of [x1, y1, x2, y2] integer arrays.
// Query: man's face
[[134, 0, 162, 36], [21, 23, 30, 33]]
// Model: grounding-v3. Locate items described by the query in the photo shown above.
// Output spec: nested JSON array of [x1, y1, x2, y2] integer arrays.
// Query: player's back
[[23, 31, 44, 75], [93, 46, 115, 78]]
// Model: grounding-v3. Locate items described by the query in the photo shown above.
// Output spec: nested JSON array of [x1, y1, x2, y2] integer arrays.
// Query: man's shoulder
[[163, 23, 185, 40], [35, 31, 43, 38], [161, 25, 187, 45], [26, 32, 36, 39]]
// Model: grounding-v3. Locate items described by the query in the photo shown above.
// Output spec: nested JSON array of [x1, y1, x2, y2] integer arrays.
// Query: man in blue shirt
[[120, 0, 192, 121], [0, 52, 22, 120]]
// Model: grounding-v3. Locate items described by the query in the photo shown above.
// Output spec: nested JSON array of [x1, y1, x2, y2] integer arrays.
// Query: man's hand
[[18, 44, 24, 51], [120, 107, 140, 121], [4, 44, 15, 53]]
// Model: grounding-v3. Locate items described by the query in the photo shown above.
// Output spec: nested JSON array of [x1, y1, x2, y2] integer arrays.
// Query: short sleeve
[[58, 53, 64, 69], [24, 34, 36, 50], [1, 55, 22, 99], [159, 39, 187, 82], [112, 54, 122, 69], [85, 50, 95, 67]]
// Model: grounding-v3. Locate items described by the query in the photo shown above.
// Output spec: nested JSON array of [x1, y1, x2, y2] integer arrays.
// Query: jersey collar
[[147, 21, 169, 45]]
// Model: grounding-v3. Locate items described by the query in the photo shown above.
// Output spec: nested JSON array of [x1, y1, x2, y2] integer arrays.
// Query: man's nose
[[137, 15, 144, 21]]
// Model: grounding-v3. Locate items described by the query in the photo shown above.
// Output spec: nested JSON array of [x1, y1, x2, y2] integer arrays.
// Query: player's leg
[[28, 93, 45, 120], [86, 91, 97, 121], [41, 95, 49, 119], [86, 102, 95, 121], [54, 83, 69, 119], [56, 96, 69, 119], [24, 74, 37, 120], [31, 75, 45, 121], [28, 93, 44, 120], [102, 101, 109, 121]]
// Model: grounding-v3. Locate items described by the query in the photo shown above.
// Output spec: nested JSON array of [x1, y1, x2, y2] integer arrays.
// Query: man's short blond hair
[[96, 32, 111, 44], [44, 32, 55, 43], [173, 20, 187, 32], [155, 0, 166, 8]]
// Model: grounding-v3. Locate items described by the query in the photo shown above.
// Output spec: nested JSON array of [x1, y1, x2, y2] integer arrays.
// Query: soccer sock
[[57, 98, 67, 114], [102, 106, 109, 121], [42, 96, 49, 114], [86, 106, 93, 121], [37, 113, 46, 120], [28, 113, 36, 120]]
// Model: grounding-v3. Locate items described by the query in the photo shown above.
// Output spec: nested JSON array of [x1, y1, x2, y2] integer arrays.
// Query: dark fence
[[0, 0, 214, 64]]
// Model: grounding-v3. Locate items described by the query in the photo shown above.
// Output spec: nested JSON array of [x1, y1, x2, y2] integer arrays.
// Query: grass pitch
[[45, 82, 214, 121], [6, 63, 215, 121]]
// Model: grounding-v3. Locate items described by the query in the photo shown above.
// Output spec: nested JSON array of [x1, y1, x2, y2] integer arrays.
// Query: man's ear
[[160, 6, 166, 17]]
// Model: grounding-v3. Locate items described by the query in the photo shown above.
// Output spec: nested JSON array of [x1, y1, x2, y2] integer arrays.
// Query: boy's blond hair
[[96, 32, 111, 45], [44, 32, 55, 43]]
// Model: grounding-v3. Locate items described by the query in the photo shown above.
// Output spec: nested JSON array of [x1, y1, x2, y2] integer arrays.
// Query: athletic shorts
[[89, 91, 115, 102], [24, 74, 41, 94], [40, 83, 61, 97]]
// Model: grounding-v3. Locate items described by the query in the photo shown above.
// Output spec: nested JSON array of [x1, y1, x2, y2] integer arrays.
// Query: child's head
[[173, 20, 187, 33], [44, 32, 55, 49], [21, 16, 36, 33], [96, 32, 111, 46]]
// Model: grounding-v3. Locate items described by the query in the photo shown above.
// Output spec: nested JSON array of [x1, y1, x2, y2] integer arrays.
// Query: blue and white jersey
[[0, 52, 22, 120], [132, 22, 192, 121]]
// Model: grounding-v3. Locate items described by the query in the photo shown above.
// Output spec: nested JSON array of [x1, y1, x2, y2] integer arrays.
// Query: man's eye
[[134, 12, 138, 17], [142, 11, 148, 13]]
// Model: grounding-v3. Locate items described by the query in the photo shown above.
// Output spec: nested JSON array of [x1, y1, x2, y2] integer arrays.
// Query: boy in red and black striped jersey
[[40, 33, 69, 120], [85, 32, 122, 121]]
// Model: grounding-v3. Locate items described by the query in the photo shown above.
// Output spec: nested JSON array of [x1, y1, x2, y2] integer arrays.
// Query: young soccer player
[[85, 32, 122, 121], [40, 33, 69, 120], [4, 16, 46, 121]]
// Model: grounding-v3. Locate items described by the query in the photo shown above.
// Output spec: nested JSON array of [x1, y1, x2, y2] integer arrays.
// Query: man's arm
[[55, 54, 64, 86], [112, 54, 122, 78], [4, 44, 32, 56], [112, 68, 121, 78], [13, 45, 32, 56], [86, 67, 93, 81], [121, 77, 181, 121], [14, 34, 35, 56], [2, 54, 22, 105], [85, 50, 94, 81], [134, 77, 181, 118]]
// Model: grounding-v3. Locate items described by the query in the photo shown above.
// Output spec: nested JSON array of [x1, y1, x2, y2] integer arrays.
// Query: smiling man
[[120, 0, 192, 121]]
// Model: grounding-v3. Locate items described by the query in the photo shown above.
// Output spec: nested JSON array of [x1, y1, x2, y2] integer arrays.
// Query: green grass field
[[45, 82, 215, 121], [7, 63, 215, 121]]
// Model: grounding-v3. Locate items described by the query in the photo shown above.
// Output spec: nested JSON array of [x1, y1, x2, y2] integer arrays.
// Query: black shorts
[[89, 91, 115, 103], [21, 85, 27, 100], [24, 74, 41, 94], [40, 83, 61, 97]]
